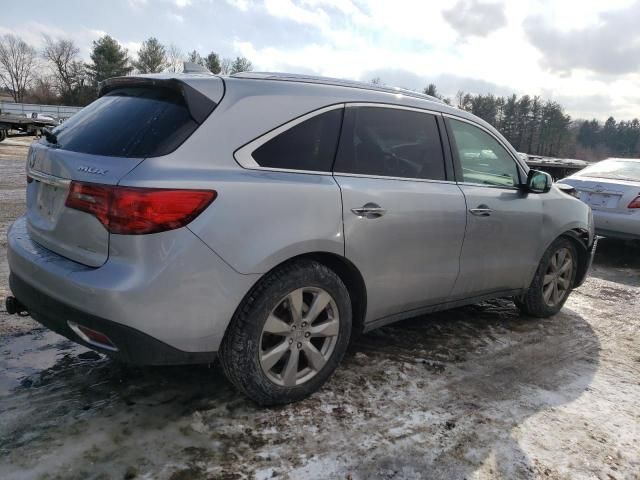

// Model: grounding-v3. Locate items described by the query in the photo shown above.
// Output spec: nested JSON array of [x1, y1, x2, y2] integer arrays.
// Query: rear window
[[581, 159, 640, 182], [252, 109, 343, 172], [50, 87, 197, 158]]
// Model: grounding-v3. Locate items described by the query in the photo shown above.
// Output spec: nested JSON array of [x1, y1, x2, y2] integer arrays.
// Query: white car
[[558, 158, 640, 240]]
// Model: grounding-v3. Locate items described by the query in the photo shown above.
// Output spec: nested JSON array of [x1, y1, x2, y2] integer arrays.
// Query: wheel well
[[289, 252, 367, 336], [560, 229, 591, 287]]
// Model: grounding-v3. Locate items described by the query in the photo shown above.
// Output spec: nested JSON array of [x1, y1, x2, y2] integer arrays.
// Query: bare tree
[[0, 34, 38, 102], [220, 57, 233, 75], [166, 44, 184, 73], [42, 35, 86, 103]]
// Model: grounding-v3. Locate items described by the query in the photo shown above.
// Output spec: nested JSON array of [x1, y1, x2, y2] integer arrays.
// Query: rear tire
[[219, 259, 352, 405], [516, 237, 578, 318], [0, 130, 6, 142]]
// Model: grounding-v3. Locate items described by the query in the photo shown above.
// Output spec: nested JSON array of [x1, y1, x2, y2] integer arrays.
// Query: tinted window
[[334, 107, 446, 180], [252, 109, 343, 172], [448, 119, 520, 187], [50, 87, 197, 158]]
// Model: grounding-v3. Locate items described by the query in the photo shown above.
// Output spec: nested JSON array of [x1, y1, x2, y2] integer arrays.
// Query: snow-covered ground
[[1, 137, 639, 480]]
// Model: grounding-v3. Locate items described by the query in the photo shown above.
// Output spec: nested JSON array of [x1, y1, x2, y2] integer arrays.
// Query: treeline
[[0, 33, 254, 106], [421, 84, 639, 160], [576, 117, 640, 158]]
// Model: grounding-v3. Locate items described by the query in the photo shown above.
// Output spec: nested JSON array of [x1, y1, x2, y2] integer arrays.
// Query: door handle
[[469, 204, 493, 217], [351, 203, 387, 219]]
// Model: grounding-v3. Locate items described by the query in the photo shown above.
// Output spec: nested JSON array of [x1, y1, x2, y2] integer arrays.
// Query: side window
[[334, 107, 446, 180], [448, 118, 520, 187], [252, 108, 343, 172]]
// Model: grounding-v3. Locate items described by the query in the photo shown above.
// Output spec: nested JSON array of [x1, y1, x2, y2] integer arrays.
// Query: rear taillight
[[628, 196, 640, 209], [65, 181, 216, 234]]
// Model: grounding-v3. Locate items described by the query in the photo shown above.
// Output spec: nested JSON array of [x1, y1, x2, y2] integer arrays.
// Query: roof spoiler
[[98, 77, 216, 125]]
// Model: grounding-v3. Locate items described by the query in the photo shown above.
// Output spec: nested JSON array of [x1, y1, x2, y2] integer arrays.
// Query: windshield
[[580, 159, 640, 182]]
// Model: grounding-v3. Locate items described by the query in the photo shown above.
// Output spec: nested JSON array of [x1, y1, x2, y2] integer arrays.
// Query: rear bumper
[[9, 273, 216, 365], [7, 215, 260, 360], [592, 209, 640, 240]]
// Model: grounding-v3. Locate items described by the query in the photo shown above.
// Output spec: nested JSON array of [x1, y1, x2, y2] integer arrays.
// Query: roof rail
[[231, 72, 445, 104]]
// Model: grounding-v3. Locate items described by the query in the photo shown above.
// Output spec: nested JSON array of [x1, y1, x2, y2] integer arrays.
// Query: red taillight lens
[[65, 181, 216, 234], [628, 196, 640, 209]]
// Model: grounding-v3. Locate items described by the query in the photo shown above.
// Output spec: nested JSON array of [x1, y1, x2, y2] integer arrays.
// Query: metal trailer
[[519, 153, 589, 180], [0, 101, 81, 121], [0, 113, 58, 142]]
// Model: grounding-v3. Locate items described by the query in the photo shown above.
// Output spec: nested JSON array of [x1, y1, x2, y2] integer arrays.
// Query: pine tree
[[135, 37, 167, 73], [86, 35, 132, 85]]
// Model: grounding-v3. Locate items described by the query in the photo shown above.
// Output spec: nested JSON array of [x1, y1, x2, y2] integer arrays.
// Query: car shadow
[[346, 299, 600, 479], [0, 298, 600, 479], [590, 237, 640, 287]]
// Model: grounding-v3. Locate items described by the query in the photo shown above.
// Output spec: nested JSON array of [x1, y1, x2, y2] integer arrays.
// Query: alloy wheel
[[259, 287, 340, 387], [542, 247, 574, 307]]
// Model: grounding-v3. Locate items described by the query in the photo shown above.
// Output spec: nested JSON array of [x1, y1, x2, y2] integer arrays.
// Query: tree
[[86, 35, 132, 85], [230, 56, 253, 74], [187, 49, 203, 65], [204, 52, 221, 74], [0, 34, 37, 102], [220, 57, 233, 75], [41, 35, 89, 105], [166, 44, 183, 73], [135, 37, 167, 73], [423, 83, 438, 97]]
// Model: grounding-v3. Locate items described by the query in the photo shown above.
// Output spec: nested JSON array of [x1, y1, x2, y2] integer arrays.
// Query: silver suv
[[6, 72, 596, 405]]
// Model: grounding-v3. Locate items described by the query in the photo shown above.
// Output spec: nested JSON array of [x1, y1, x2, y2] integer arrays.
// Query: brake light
[[628, 196, 640, 209], [65, 181, 216, 234]]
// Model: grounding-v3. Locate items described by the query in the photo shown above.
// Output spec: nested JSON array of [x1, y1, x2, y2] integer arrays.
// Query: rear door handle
[[469, 205, 493, 217], [351, 203, 387, 219]]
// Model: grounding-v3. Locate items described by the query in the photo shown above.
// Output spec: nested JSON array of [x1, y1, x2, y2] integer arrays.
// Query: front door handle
[[469, 204, 493, 217], [351, 202, 387, 219]]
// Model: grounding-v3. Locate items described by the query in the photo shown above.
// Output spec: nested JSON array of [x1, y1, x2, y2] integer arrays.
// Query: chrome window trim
[[234, 101, 448, 179], [234, 103, 345, 172], [344, 102, 442, 116], [333, 171, 457, 185], [442, 112, 528, 184], [27, 168, 71, 188]]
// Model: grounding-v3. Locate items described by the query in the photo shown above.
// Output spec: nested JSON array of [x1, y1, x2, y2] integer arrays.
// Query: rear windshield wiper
[[42, 128, 58, 145]]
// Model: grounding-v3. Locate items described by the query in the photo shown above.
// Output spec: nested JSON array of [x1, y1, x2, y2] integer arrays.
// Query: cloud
[[166, 12, 185, 22], [360, 68, 515, 98], [174, 0, 191, 7], [443, 0, 507, 38], [524, 1, 640, 75]]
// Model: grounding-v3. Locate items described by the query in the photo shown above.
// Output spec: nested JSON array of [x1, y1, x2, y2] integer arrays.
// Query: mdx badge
[[78, 165, 108, 175]]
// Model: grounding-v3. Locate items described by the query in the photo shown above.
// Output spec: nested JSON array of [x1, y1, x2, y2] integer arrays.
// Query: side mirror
[[524, 169, 552, 193]]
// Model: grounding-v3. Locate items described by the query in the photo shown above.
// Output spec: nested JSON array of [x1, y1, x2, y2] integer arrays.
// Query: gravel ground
[[0, 136, 639, 480]]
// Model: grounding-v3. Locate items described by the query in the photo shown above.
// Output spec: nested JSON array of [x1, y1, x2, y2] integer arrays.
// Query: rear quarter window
[[50, 87, 198, 158], [251, 108, 343, 172]]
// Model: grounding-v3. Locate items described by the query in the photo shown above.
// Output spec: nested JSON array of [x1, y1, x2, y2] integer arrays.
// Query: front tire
[[219, 259, 352, 405], [516, 237, 578, 318]]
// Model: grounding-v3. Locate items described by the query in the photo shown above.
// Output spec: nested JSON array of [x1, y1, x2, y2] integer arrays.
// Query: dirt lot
[[0, 136, 639, 480]]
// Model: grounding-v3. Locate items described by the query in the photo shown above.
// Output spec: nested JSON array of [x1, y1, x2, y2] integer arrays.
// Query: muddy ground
[[0, 136, 638, 480]]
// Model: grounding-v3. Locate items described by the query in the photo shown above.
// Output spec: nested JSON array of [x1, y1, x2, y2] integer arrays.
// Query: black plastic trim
[[99, 77, 217, 125], [9, 273, 217, 366]]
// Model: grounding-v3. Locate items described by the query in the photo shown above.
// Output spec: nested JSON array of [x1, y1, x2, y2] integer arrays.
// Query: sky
[[2, 0, 639, 121]]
